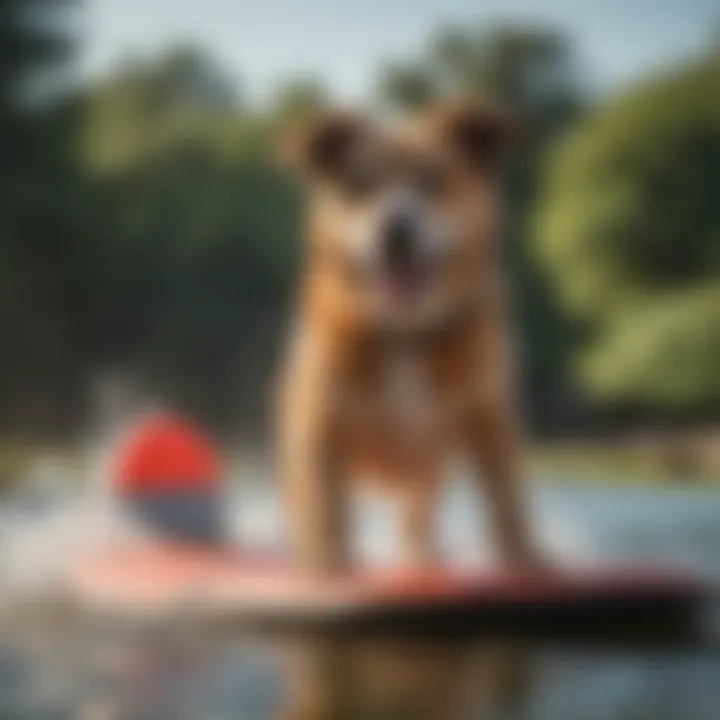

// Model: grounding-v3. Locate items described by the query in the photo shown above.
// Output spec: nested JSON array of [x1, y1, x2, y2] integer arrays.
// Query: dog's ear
[[277, 112, 369, 180], [432, 102, 523, 172]]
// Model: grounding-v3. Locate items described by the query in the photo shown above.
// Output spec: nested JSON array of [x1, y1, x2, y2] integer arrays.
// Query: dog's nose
[[382, 214, 416, 263]]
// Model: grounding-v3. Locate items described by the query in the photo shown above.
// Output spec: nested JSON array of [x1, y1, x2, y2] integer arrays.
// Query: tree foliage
[[1, 6, 717, 440], [379, 24, 581, 126], [535, 57, 720, 410], [79, 49, 301, 431], [0, 0, 87, 435]]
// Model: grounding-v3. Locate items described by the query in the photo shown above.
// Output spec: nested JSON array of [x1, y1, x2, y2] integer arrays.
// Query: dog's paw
[[499, 547, 554, 573], [400, 543, 444, 571], [300, 553, 353, 579]]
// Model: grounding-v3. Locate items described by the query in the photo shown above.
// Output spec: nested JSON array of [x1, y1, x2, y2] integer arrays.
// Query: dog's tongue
[[386, 262, 422, 300]]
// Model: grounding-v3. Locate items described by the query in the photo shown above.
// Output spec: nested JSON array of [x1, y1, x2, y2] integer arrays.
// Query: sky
[[82, 0, 718, 102]]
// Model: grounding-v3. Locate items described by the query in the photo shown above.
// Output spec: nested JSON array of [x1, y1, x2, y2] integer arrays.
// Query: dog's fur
[[277, 102, 536, 573]]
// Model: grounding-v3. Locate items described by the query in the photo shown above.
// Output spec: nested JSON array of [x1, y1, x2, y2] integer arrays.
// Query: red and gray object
[[112, 412, 224, 545]]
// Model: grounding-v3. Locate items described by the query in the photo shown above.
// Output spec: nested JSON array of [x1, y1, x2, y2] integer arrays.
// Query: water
[[0, 478, 719, 719]]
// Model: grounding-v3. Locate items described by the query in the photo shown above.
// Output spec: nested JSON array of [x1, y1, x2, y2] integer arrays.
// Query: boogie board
[[67, 543, 710, 637]]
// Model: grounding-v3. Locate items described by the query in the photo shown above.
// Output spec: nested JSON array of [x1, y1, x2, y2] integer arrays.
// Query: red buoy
[[111, 412, 224, 545], [113, 412, 221, 497]]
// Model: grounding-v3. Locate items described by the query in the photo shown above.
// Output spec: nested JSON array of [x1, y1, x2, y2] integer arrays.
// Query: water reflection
[[65, 632, 535, 720], [278, 636, 532, 719], [2, 623, 715, 720], [1, 482, 719, 718]]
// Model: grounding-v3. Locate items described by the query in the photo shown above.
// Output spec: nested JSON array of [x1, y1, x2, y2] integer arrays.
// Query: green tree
[[534, 56, 720, 410], [0, 0, 76, 114], [83, 44, 242, 175], [79, 45, 302, 431], [0, 0, 84, 437], [378, 61, 438, 111], [379, 24, 581, 125], [270, 76, 329, 124]]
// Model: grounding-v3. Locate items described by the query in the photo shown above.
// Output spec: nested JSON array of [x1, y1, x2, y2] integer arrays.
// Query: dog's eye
[[343, 165, 383, 199], [416, 164, 448, 197]]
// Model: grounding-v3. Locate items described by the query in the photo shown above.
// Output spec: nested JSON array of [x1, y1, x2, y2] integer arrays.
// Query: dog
[[276, 101, 537, 574]]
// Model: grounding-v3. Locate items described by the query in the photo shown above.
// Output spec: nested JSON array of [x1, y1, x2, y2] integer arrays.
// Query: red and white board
[[67, 544, 709, 635]]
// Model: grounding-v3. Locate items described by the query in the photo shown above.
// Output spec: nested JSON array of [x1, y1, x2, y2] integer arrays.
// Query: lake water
[[1, 479, 719, 719]]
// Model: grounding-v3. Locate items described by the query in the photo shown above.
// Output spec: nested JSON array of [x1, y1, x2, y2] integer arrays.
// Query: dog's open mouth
[[383, 256, 429, 301]]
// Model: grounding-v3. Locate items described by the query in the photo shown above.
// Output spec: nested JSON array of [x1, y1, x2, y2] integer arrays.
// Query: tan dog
[[277, 102, 537, 574]]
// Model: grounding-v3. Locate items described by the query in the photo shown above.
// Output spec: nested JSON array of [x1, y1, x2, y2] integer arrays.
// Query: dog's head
[[280, 102, 520, 328]]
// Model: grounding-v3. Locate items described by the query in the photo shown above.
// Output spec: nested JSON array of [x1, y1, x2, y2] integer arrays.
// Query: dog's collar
[[368, 296, 480, 350]]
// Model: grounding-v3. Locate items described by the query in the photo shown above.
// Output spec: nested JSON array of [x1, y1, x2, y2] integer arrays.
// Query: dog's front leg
[[399, 465, 442, 567], [279, 333, 349, 575], [469, 403, 536, 567]]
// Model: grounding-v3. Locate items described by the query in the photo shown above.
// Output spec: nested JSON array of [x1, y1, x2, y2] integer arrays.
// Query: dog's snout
[[382, 214, 417, 263]]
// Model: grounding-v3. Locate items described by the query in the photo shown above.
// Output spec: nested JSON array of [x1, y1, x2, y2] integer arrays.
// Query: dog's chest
[[343, 350, 450, 439], [382, 353, 435, 427]]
